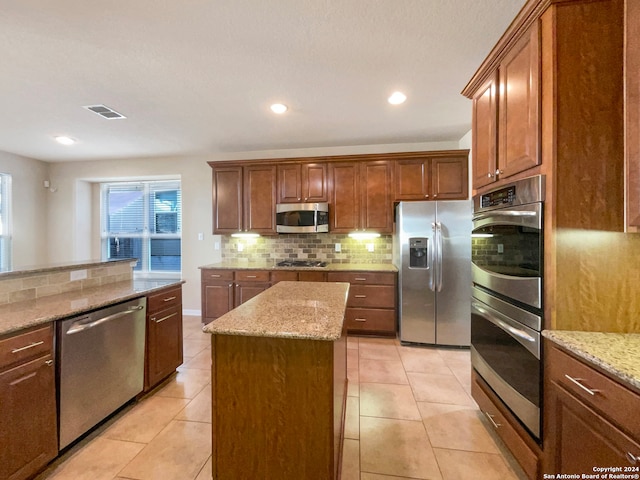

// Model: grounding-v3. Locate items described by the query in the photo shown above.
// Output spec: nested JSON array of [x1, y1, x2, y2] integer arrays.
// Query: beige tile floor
[[36, 315, 527, 480]]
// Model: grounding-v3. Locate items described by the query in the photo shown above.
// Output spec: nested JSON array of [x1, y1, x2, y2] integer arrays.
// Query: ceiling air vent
[[83, 104, 127, 119]]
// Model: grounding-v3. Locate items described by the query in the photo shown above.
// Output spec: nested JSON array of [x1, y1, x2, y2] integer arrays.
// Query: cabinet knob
[[487, 173, 493, 178], [45, 359, 54, 367], [495, 169, 503, 175], [626, 452, 639, 465], [425, 194, 429, 198], [433, 194, 437, 198]]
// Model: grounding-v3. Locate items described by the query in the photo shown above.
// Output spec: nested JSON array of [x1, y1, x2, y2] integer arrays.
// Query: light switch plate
[[335, 243, 341, 252]]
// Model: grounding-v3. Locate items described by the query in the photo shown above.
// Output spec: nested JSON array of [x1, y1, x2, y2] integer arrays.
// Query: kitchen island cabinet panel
[[0, 325, 57, 480]]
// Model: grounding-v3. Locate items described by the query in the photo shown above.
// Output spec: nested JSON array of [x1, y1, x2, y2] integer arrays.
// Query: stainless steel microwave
[[276, 202, 329, 233]]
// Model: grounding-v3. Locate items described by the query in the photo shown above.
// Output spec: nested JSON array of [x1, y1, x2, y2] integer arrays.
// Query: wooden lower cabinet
[[0, 325, 57, 480], [472, 371, 541, 480], [145, 286, 183, 391], [543, 341, 640, 475]]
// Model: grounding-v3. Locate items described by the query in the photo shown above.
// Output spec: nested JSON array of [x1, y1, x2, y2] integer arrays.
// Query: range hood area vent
[[83, 104, 127, 120]]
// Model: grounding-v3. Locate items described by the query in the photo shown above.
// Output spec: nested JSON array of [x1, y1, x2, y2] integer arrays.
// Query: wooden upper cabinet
[[329, 162, 360, 232], [472, 73, 498, 189], [212, 166, 243, 233], [244, 165, 277, 234], [277, 163, 327, 204], [627, 0, 640, 230], [498, 21, 540, 178], [395, 159, 429, 200], [360, 160, 393, 232], [431, 155, 469, 200], [212, 164, 276, 234]]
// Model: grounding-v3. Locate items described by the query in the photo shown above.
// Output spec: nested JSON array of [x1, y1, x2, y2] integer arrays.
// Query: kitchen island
[[203, 281, 349, 480]]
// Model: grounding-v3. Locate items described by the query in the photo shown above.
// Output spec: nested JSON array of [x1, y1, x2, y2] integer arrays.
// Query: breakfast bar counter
[[203, 281, 350, 479]]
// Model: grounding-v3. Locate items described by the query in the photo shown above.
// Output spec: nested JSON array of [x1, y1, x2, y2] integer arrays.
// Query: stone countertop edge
[[0, 258, 137, 280], [542, 330, 640, 393], [198, 261, 398, 272], [0, 278, 185, 337], [203, 281, 350, 341]]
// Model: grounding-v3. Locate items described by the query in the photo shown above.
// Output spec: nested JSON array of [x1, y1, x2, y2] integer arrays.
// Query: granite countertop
[[0, 258, 136, 280], [543, 330, 640, 392], [204, 281, 349, 341], [0, 278, 184, 337], [199, 260, 398, 272]]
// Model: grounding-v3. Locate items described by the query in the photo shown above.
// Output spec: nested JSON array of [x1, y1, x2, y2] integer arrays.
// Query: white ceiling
[[0, 0, 526, 162]]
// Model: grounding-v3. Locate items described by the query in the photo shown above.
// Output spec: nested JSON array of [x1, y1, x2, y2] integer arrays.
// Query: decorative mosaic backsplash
[[0, 262, 133, 305], [221, 233, 393, 264]]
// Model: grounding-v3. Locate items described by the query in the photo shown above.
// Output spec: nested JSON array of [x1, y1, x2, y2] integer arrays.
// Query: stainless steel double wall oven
[[470, 175, 544, 441]]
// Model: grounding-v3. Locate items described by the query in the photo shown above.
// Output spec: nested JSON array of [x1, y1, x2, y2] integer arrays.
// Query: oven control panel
[[480, 185, 516, 208]]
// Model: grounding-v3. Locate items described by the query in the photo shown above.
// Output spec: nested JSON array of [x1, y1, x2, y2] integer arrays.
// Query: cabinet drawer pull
[[163, 296, 177, 302], [483, 411, 502, 429], [627, 452, 639, 465], [246, 275, 257, 278], [354, 277, 367, 281], [210, 274, 221, 278], [11, 341, 44, 354], [354, 318, 367, 322], [354, 295, 367, 298], [564, 374, 600, 396], [152, 312, 178, 323], [45, 359, 54, 366]]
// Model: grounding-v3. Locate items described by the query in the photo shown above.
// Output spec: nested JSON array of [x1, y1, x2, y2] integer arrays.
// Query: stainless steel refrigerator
[[393, 201, 472, 346]]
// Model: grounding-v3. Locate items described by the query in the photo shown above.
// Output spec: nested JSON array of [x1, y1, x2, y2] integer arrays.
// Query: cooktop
[[276, 260, 328, 268]]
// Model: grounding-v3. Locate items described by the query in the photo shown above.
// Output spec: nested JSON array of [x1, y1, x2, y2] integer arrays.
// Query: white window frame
[[100, 180, 182, 276], [0, 173, 11, 271]]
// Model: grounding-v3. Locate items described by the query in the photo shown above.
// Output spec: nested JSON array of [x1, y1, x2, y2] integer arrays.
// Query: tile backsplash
[[221, 233, 393, 264]]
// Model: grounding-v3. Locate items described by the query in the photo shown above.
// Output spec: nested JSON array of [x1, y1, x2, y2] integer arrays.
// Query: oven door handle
[[473, 211, 537, 220], [471, 301, 540, 359]]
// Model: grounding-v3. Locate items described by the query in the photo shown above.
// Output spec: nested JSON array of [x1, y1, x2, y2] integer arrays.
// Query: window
[[101, 180, 182, 274], [0, 174, 11, 271]]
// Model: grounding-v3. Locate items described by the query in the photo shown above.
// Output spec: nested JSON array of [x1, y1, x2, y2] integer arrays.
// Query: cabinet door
[[360, 160, 393, 233], [431, 156, 469, 200], [244, 165, 277, 234], [202, 282, 234, 324], [234, 283, 269, 307], [301, 163, 328, 202], [277, 164, 302, 203], [395, 159, 429, 200], [213, 166, 243, 233], [147, 305, 183, 388], [498, 22, 540, 178], [0, 355, 57, 480], [472, 72, 498, 189], [548, 383, 640, 474], [627, 0, 640, 229], [329, 162, 360, 232]]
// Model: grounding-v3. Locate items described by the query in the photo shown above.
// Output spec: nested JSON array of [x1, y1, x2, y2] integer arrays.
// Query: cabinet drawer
[[472, 371, 539, 479], [148, 286, 182, 313], [271, 271, 298, 284], [235, 270, 270, 282], [348, 285, 395, 308], [202, 269, 234, 282], [0, 325, 53, 370], [327, 271, 396, 285], [547, 344, 640, 440], [298, 271, 326, 282], [345, 308, 395, 333]]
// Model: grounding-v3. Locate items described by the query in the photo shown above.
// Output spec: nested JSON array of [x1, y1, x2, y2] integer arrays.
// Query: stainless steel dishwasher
[[57, 297, 146, 449]]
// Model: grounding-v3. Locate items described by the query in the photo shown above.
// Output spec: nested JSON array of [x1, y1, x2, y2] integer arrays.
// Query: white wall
[[0, 151, 49, 267]]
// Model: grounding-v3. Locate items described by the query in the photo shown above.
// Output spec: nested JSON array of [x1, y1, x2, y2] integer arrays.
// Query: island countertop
[[542, 330, 640, 393], [203, 281, 349, 341]]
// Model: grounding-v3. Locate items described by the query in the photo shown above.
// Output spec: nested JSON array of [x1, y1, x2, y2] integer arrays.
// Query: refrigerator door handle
[[429, 222, 436, 291], [436, 221, 443, 292]]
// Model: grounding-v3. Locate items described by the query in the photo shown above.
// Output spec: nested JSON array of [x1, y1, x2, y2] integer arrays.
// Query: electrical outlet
[[497, 244, 504, 254], [335, 243, 341, 252], [198, 232, 204, 241], [367, 243, 374, 252], [237, 243, 244, 252], [214, 242, 220, 250], [70, 269, 87, 281]]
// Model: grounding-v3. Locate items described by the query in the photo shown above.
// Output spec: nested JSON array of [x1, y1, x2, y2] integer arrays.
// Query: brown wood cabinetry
[[201, 270, 234, 324], [234, 270, 270, 307], [0, 325, 57, 480], [327, 271, 397, 336], [395, 153, 469, 201], [329, 160, 393, 233], [627, 0, 640, 230], [544, 341, 640, 474], [211, 164, 277, 234], [145, 285, 183, 391], [277, 162, 327, 203], [467, 23, 540, 191]]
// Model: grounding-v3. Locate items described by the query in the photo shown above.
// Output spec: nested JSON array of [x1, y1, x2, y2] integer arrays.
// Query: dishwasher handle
[[66, 305, 145, 335]]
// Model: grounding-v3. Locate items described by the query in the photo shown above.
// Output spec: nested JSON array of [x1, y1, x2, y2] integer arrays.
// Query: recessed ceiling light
[[54, 136, 75, 146], [388, 91, 407, 105], [270, 103, 288, 114]]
